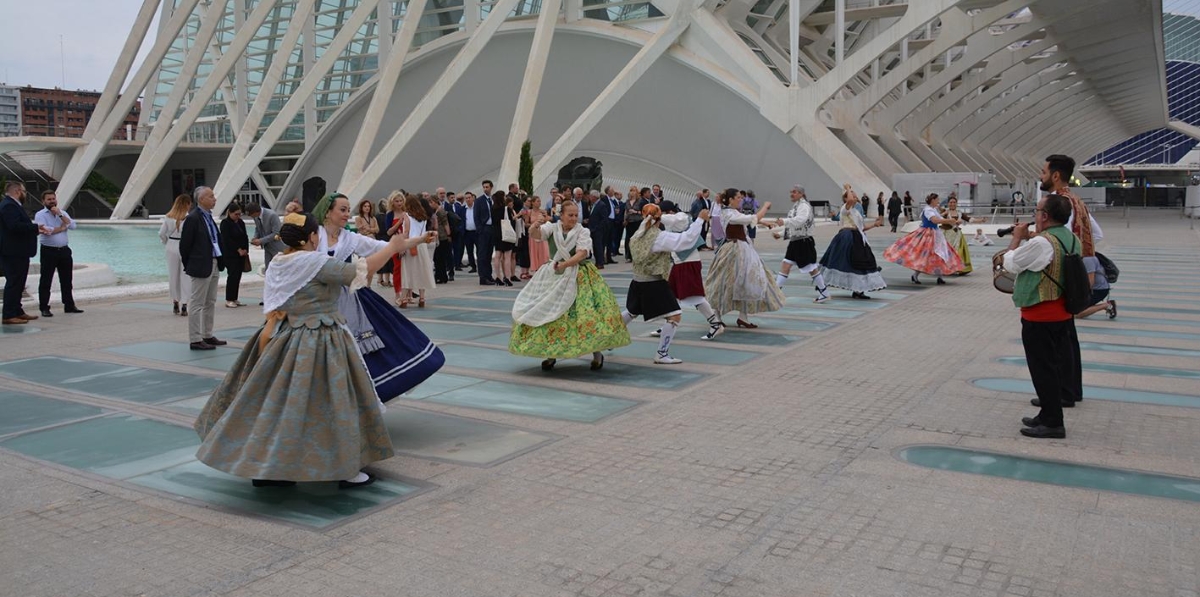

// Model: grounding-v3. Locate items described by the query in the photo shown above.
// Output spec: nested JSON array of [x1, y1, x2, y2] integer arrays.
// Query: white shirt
[[35, 208, 75, 247], [317, 227, 388, 261], [1065, 213, 1103, 243], [780, 200, 813, 238], [1002, 235, 1054, 275], [651, 215, 705, 253]]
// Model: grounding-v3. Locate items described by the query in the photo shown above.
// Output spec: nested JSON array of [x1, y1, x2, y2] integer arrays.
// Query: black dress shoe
[[468, 267, 477, 273], [252, 479, 296, 487], [40, 309, 53, 317], [1020, 425, 1065, 439], [480, 279, 495, 286], [1021, 416, 1041, 428], [1030, 398, 1074, 408], [202, 337, 227, 346], [190, 341, 215, 350], [339, 473, 377, 489], [64, 307, 83, 314]]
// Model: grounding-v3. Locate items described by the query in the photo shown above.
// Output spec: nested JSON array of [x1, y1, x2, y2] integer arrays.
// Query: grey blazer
[[254, 208, 286, 258]]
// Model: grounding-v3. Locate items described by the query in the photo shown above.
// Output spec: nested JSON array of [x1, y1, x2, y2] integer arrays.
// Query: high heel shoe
[[180, 304, 188, 316], [736, 319, 758, 329], [504, 278, 513, 287], [396, 297, 410, 308], [418, 297, 426, 308], [590, 353, 605, 370], [910, 273, 921, 285], [541, 358, 556, 371], [172, 300, 179, 314], [936, 277, 946, 285]]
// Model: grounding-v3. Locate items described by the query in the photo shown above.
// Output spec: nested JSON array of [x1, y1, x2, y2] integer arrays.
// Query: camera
[[996, 223, 1033, 237]]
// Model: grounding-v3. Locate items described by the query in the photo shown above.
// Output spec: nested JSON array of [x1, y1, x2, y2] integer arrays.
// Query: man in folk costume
[[649, 201, 726, 341], [773, 185, 829, 303], [1039, 154, 1097, 407], [622, 204, 710, 364]]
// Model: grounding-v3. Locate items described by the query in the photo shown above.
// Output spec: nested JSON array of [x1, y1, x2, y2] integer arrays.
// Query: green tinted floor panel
[[128, 460, 425, 529], [470, 289, 523, 299], [0, 392, 106, 437], [0, 357, 220, 404], [971, 378, 1200, 408], [439, 344, 706, 390], [405, 307, 514, 324], [473, 331, 758, 365], [1077, 341, 1200, 358], [780, 302, 866, 318], [404, 373, 486, 399], [1116, 305, 1200, 315], [217, 326, 262, 342], [116, 301, 176, 312], [899, 445, 1200, 504], [413, 321, 508, 341], [0, 324, 41, 334], [106, 341, 242, 371], [0, 414, 199, 479], [997, 356, 1200, 380], [433, 297, 516, 311], [1094, 316, 1200, 328], [382, 407, 556, 466], [412, 379, 638, 422], [709, 329, 806, 346], [1076, 326, 1200, 342]]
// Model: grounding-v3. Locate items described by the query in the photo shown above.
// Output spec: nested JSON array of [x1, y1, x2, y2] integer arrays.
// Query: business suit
[[446, 200, 467, 269], [473, 194, 495, 282], [180, 206, 224, 343], [607, 196, 625, 258], [588, 197, 612, 267], [887, 195, 902, 232], [252, 207, 285, 268], [219, 216, 249, 302], [0, 195, 39, 321]]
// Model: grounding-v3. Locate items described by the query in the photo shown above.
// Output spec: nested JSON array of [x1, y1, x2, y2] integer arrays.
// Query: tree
[[519, 140, 533, 195]]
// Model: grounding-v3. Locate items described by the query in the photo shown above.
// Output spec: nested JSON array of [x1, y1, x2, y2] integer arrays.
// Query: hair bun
[[282, 213, 308, 227]]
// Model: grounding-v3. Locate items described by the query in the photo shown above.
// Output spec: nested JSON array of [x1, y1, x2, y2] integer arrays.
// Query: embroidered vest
[[630, 226, 672, 279], [1012, 226, 1078, 308]]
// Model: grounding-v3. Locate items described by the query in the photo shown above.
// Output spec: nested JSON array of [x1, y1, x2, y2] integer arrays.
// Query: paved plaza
[[2, 209, 1200, 597]]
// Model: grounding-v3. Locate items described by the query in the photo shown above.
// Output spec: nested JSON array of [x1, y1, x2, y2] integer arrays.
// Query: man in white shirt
[[34, 190, 82, 317]]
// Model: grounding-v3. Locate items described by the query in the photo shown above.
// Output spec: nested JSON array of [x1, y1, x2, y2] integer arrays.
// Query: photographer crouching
[[1000, 193, 1082, 439]]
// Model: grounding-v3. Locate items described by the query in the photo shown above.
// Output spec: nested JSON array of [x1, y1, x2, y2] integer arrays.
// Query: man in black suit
[[474, 180, 496, 284], [179, 186, 227, 350], [689, 189, 711, 250], [887, 191, 903, 232], [1, 182, 47, 324], [605, 186, 624, 260], [443, 189, 467, 271], [587, 189, 611, 268]]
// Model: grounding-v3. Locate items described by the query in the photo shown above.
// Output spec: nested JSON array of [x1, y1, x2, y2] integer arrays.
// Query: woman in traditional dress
[[882, 193, 964, 285], [940, 196, 978, 274], [622, 203, 710, 364], [194, 213, 438, 489], [819, 186, 888, 299], [510, 201, 630, 371], [158, 193, 192, 316], [703, 188, 784, 328], [399, 194, 435, 308], [313, 192, 445, 402]]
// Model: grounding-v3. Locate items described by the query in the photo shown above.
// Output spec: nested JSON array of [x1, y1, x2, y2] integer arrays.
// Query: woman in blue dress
[[312, 193, 445, 402]]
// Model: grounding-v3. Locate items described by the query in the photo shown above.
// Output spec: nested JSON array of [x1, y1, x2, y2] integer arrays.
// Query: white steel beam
[[343, 0, 525, 199], [532, 0, 702, 192], [340, 0, 429, 186], [112, 0, 280, 219], [498, 0, 564, 186], [57, 0, 191, 209]]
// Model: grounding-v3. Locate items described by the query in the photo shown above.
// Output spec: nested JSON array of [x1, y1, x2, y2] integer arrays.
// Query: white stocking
[[657, 321, 678, 357]]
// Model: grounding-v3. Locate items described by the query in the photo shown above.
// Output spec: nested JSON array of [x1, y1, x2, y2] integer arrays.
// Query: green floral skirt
[[509, 262, 631, 358]]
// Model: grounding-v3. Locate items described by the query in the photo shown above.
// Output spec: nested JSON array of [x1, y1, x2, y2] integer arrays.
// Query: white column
[[303, 10, 317, 145], [834, 0, 845, 65], [340, 0, 428, 185], [789, 0, 800, 87], [345, 0, 524, 199], [497, 0, 563, 185]]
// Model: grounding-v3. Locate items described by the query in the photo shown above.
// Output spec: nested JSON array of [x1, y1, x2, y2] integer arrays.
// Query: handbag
[[1095, 251, 1119, 284], [501, 212, 518, 244], [242, 255, 252, 273]]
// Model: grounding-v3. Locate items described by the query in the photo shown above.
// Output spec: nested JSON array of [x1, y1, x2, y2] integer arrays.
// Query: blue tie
[[203, 211, 222, 257]]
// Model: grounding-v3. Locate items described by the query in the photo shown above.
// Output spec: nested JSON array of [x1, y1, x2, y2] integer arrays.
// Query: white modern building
[[0, 0, 1177, 218]]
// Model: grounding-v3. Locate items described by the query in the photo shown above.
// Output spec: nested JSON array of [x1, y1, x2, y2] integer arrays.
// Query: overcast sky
[[2, 1, 156, 92]]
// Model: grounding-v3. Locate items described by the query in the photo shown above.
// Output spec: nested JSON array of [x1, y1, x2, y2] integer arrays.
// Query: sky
[[1, 1, 156, 92]]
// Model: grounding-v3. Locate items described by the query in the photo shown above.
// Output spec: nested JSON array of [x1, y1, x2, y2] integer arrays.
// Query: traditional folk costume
[[819, 206, 887, 297], [318, 227, 444, 402], [509, 222, 630, 370], [622, 214, 707, 364], [194, 251, 393, 485], [882, 205, 963, 284], [652, 213, 725, 341], [940, 207, 973, 274], [704, 208, 786, 324], [774, 198, 829, 303]]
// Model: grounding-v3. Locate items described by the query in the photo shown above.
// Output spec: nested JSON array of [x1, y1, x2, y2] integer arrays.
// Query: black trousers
[[608, 219, 621, 256], [476, 230, 494, 282], [1021, 318, 1079, 428], [888, 212, 900, 231], [624, 222, 640, 261], [38, 245, 75, 311], [591, 223, 609, 266], [434, 240, 453, 282], [1065, 319, 1083, 403], [462, 230, 478, 268], [452, 230, 466, 268], [224, 257, 243, 302], [2, 255, 30, 319]]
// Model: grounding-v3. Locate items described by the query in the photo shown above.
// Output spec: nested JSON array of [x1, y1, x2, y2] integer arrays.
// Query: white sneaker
[[225, 301, 239, 308], [654, 355, 683, 365], [649, 328, 662, 337], [701, 324, 725, 341]]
